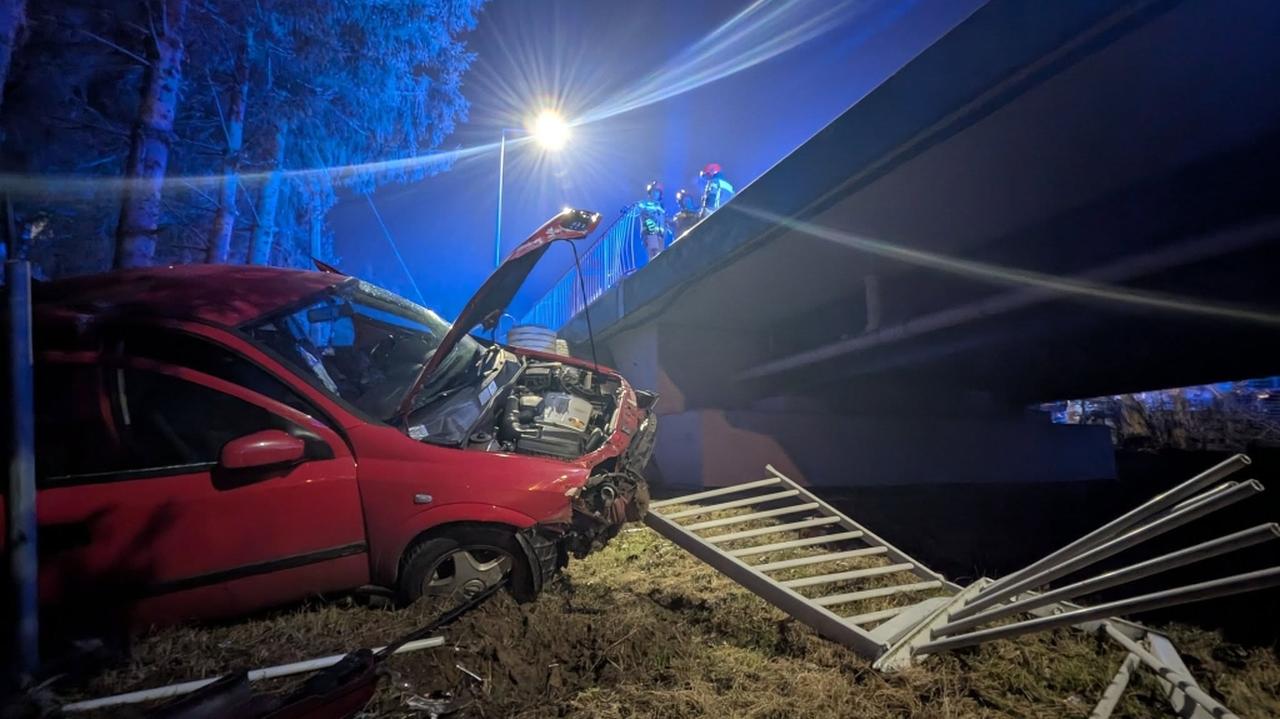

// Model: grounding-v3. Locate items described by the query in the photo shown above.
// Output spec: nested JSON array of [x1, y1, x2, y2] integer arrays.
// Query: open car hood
[[396, 207, 601, 419]]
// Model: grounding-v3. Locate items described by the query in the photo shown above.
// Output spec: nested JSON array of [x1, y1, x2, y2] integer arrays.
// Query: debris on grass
[[57, 525, 1280, 718]]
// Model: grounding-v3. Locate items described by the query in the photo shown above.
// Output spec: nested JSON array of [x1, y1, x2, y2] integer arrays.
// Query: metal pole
[[63, 636, 447, 712], [962, 454, 1250, 611], [494, 129, 506, 268], [913, 565, 1280, 656], [1147, 632, 1221, 719], [934, 523, 1280, 637], [6, 259, 38, 678], [863, 274, 881, 332], [1089, 652, 1140, 719], [649, 476, 782, 509], [1154, 478, 1250, 516], [1169, 481, 1239, 514], [660, 489, 801, 520], [3, 194, 15, 261], [683, 502, 819, 531], [954, 476, 1261, 620], [1103, 625, 1239, 719]]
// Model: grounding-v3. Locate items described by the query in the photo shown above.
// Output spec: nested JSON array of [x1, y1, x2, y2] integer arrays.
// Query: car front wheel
[[398, 525, 532, 605]]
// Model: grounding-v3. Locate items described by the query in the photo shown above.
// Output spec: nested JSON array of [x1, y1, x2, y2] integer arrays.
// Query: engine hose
[[560, 372, 609, 402]]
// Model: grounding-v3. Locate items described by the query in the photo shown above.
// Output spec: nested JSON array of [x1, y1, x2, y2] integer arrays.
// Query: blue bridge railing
[[520, 206, 644, 330]]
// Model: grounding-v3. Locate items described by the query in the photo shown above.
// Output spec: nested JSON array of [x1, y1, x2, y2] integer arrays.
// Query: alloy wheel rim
[[424, 546, 512, 600]]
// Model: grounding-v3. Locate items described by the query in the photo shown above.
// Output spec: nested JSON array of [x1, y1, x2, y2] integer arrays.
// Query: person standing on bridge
[[638, 180, 669, 261], [669, 188, 702, 239], [699, 162, 735, 213]]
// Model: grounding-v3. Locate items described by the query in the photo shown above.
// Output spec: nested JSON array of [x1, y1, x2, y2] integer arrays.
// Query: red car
[[13, 209, 656, 629]]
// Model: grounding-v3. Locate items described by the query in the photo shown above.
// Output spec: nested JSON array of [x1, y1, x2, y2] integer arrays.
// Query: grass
[[55, 523, 1280, 718]]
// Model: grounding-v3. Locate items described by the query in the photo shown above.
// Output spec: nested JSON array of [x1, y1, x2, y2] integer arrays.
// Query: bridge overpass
[[526, 0, 1280, 489]]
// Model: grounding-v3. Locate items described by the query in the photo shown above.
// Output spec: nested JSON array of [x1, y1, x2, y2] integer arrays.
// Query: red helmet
[[700, 163, 722, 179]]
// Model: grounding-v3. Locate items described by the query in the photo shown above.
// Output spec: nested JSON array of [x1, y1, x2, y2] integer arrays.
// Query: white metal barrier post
[[6, 259, 39, 680]]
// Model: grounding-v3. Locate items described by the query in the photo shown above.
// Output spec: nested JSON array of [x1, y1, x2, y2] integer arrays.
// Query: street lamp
[[494, 110, 571, 267]]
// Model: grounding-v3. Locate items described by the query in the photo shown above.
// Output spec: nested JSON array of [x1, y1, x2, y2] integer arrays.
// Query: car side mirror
[[220, 429, 306, 470]]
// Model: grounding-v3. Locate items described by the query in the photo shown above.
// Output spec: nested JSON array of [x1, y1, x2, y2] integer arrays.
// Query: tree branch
[[145, 2, 159, 50], [179, 178, 218, 207], [206, 68, 229, 145], [48, 115, 131, 139], [76, 155, 123, 171], [238, 180, 260, 224], [192, 0, 233, 32], [78, 29, 151, 67]]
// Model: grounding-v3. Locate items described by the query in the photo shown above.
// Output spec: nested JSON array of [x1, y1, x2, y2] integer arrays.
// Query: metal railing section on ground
[[520, 207, 642, 330], [646, 464, 961, 660], [646, 455, 1277, 718]]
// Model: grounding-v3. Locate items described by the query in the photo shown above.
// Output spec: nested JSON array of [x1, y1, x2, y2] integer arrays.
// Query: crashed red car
[[13, 209, 656, 627]]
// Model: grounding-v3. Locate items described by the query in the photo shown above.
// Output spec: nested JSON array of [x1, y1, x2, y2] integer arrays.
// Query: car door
[[34, 339, 368, 627]]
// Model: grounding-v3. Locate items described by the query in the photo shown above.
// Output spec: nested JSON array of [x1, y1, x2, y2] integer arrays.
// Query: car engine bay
[[471, 358, 655, 558], [470, 360, 622, 461], [407, 353, 656, 563]]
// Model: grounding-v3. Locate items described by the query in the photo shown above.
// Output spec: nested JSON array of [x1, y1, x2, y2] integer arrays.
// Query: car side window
[[113, 326, 327, 422], [111, 368, 296, 471], [35, 363, 129, 481], [35, 362, 328, 485]]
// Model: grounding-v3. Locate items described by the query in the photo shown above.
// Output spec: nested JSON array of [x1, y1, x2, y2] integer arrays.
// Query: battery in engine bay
[[540, 392, 593, 432]]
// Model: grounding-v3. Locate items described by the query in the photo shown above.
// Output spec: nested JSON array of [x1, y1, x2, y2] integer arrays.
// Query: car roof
[[33, 264, 351, 327]]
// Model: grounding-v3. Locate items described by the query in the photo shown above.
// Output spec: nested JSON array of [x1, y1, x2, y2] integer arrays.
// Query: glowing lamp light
[[529, 110, 570, 151]]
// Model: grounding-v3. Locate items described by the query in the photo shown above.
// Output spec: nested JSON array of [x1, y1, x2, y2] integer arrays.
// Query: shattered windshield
[[245, 281, 481, 421]]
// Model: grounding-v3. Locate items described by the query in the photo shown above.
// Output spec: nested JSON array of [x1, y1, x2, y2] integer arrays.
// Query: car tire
[[398, 525, 535, 605]]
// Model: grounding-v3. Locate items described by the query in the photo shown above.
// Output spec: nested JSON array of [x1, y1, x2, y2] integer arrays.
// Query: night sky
[[328, 0, 984, 321]]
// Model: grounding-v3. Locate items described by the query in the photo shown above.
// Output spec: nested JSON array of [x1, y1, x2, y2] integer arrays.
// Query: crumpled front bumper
[[612, 407, 657, 523], [519, 409, 659, 595], [619, 408, 659, 481]]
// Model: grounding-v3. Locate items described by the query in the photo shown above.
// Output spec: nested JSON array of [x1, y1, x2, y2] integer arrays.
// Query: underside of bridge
[[558, 0, 1280, 488]]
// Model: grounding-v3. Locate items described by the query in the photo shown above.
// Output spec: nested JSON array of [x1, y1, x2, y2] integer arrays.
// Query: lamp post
[[494, 129, 506, 268], [493, 110, 570, 267]]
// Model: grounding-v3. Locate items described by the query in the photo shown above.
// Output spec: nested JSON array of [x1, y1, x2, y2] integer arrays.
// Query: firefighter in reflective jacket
[[699, 162, 734, 212], [638, 180, 668, 260], [669, 188, 702, 238]]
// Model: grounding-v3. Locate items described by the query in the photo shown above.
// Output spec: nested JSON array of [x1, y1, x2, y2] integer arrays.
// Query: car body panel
[[129, 553, 371, 626], [32, 264, 348, 327], [345, 422, 590, 585], [33, 354, 368, 624]]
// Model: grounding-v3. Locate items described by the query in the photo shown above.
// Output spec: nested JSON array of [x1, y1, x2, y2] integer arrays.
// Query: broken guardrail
[[645, 455, 1276, 718]]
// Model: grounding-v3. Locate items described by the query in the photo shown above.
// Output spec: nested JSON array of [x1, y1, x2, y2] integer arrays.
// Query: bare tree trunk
[[205, 29, 251, 264], [0, 0, 26, 115], [247, 121, 287, 265], [114, 0, 189, 269]]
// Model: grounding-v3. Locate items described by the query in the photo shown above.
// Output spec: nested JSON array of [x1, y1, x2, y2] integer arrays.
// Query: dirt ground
[[59, 524, 1280, 718]]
